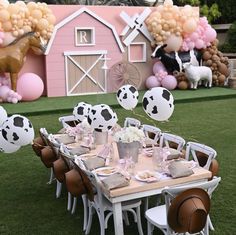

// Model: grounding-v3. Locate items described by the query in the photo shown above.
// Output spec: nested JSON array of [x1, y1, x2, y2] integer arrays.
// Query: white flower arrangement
[[113, 126, 145, 143]]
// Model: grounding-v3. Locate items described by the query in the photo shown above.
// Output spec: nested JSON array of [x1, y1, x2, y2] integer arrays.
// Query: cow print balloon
[[142, 87, 174, 121], [0, 128, 21, 153], [116, 85, 139, 110], [1, 114, 35, 146], [0, 106, 8, 126], [87, 104, 117, 132], [73, 102, 92, 122]]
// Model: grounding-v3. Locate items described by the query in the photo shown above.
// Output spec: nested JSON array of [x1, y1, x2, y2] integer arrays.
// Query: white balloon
[[87, 104, 117, 132], [142, 87, 174, 121], [116, 85, 139, 110], [0, 106, 8, 126], [0, 129, 21, 153], [73, 102, 92, 122], [1, 114, 35, 146]]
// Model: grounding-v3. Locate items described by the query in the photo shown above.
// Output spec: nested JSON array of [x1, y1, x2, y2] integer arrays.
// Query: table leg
[[113, 202, 124, 235]]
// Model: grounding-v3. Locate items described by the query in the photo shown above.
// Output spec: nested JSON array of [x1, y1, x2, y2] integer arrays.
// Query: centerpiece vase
[[116, 141, 140, 163], [94, 130, 108, 145]]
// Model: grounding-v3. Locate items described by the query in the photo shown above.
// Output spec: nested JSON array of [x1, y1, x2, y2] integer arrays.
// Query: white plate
[[94, 167, 117, 176], [135, 171, 160, 183]]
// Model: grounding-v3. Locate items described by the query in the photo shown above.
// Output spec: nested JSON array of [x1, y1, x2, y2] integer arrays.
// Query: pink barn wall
[[46, 11, 123, 97]]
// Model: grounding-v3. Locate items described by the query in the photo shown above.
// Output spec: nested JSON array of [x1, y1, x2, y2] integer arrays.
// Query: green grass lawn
[[0, 97, 236, 234]]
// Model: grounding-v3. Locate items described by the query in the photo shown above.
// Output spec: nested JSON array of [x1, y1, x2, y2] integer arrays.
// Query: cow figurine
[[151, 44, 202, 73], [183, 63, 212, 89]]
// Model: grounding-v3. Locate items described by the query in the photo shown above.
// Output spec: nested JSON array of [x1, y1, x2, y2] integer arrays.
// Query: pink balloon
[[190, 32, 199, 41], [161, 75, 177, 90], [153, 61, 167, 74], [205, 27, 217, 42], [17, 73, 44, 101], [0, 85, 10, 100], [146, 75, 161, 89], [195, 39, 205, 49]]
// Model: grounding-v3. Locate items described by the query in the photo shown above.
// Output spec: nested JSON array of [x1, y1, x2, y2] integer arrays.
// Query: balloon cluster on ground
[[0, 106, 35, 153], [0, 0, 56, 46], [0, 74, 22, 103], [145, 0, 216, 52], [146, 61, 177, 90], [201, 40, 230, 86], [0, 72, 44, 103]]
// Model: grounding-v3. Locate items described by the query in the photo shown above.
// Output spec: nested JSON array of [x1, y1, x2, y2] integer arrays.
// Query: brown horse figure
[[0, 32, 45, 91]]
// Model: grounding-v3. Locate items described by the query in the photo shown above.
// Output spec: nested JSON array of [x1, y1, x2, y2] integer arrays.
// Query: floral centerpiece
[[113, 126, 145, 163]]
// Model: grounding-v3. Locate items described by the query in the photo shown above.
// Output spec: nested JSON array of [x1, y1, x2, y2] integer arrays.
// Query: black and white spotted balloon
[[116, 85, 139, 110], [142, 87, 174, 121], [87, 104, 117, 132], [0, 128, 21, 153], [73, 102, 92, 122], [1, 114, 35, 146]]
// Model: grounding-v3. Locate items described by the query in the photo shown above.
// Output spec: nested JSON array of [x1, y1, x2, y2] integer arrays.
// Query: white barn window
[[75, 27, 95, 46], [128, 42, 146, 63]]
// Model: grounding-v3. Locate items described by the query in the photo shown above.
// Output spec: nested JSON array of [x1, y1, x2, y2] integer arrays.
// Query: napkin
[[82, 156, 105, 170], [165, 148, 183, 160], [69, 146, 90, 156], [168, 161, 194, 178], [55, 134, 75, 145], [101, 172, 130, 190]]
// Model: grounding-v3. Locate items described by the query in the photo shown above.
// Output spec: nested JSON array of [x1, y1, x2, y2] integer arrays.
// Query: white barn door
[[64, 50, 107, 96]]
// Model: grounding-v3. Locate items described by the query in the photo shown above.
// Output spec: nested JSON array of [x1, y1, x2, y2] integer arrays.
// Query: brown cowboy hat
[[65, 161, 94, 201], [168, 188, 210, 234]]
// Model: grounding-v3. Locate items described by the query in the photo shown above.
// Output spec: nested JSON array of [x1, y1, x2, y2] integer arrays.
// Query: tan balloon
[[2, 21, 12, 31], [182, 18, 197, 33], [46, 14, 56, 25], [8, 4, 19, 15], [164, 34, 183, 52], [0, 9, 10, 22], [31, 9, 42, 20]]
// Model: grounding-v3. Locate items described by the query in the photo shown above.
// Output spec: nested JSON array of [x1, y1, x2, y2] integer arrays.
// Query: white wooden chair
[[58, 114, 79, 128], [77, 159, 144, 235], [47, 134, 63, 198], [124, 117, 141, 128], [145, 177, 221, 235], [185, 141, 217, 170], [39, 128, 56, 184], [159, 132, 186, 152], [142, 124, 161, 146]]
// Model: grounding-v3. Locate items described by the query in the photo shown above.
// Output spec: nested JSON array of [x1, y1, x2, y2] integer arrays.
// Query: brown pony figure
[[0, 32, 45, 91]]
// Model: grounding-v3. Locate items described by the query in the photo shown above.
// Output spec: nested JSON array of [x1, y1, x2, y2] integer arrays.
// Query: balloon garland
[[0, 0, 56, 46]]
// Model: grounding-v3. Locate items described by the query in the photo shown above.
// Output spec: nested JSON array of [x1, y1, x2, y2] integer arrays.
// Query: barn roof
[[45, 7, 125, 55]]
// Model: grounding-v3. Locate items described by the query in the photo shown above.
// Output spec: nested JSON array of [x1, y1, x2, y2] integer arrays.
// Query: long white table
[[101, 153, 211, 235], [65, 137, 211, 235]]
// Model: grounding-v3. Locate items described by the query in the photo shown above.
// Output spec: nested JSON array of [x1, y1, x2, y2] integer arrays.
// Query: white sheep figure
[[183, 63, 212, 89]]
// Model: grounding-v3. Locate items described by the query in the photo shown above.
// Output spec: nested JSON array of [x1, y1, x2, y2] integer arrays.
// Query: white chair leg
[[123, 211, 130, 225], [147, 221, 154, 235], [67, 192, 72, 211], [136, 206, 144, 235], [96, 210, 105, 235], [71, 197, 77, 214], [208, 215, 214, 231], [82, 195, 88, 231], [47, 167, 54, 184], [56, 180, 62, 198], [85, 205, 93, 235]]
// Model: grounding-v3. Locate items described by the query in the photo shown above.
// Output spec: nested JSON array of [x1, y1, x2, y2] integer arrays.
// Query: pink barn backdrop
[[19, 5, 197, 97]]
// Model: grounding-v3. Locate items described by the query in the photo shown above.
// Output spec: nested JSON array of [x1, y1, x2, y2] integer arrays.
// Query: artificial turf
[[0, 90, 236, 234]]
